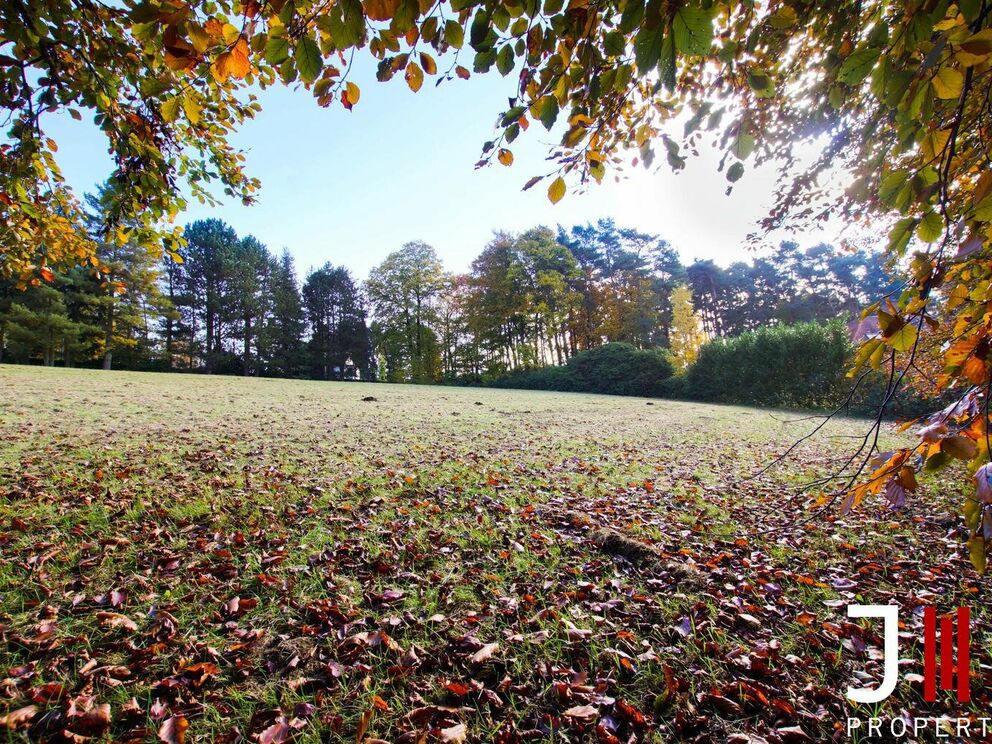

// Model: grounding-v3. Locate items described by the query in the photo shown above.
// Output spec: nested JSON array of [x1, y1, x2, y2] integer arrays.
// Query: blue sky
[[45, 56, 846, 279]]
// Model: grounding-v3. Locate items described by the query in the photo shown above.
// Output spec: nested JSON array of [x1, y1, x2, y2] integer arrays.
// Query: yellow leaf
[[497, 148, 513, 166], [547, 176, 565, 204], [405, 61, 424, 92], [921, 128, 951, 162], [932, 66, 964, 99], [346, 81, 361, 105]]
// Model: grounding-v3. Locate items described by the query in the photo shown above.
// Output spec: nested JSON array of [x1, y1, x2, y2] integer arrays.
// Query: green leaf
[[160, 97, 181, 123], [634, 25, 664, 73], [917, 210, 943, 242], [726, 162, 744, 182], [837, 46, 881, 85], [886, 321, 917, 352], [732, 130, 755, 160], [444, 19, 464, 49], [264, 36, 291, 65], [878, 170, 908, 207], [295, 36, 323, 83], [619, 0, 644, 33], [496, 44, 514, 76], [672, 6, 712, 56], [658, 32, 676, 91], [974, 193, 992, 221], [886, 217, 916, 255], [603, 31, 625, 57], [530, 95, 558, 131], [470, 10, 490, 51]]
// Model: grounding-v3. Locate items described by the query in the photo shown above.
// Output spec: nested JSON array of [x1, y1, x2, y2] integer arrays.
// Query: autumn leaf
[[0, 706, 38, 731], [547, 176, 566, 204], [363, 0, 400, 21], [215, 38, 251, 80], [470, 642, 499, 664], [419, 51, 437, 75], [497, 148, 513, 166], [159, 716, 189, 744], [932, 66, 964, 99], [96, 611, 138, 632], [345, 81, 361, 106], [440, 723, 468, 743], [405, 61, 424, 92]]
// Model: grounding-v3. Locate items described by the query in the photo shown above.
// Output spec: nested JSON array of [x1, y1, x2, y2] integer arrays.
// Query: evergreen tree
[[261, 250, 306, 377], [303, 264, 372, 380]]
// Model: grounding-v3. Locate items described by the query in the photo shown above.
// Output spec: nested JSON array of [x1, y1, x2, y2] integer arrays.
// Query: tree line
[[0, 207, 895, 380]]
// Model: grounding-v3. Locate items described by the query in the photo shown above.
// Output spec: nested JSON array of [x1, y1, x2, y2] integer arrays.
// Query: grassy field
[[0, 366, 985, 743]]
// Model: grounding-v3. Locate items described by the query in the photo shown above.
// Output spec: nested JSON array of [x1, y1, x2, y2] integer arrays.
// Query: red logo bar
[[923, 606, 970, 703]]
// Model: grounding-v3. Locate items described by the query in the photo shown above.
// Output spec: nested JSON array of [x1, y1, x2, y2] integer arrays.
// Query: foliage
[[668, 284, 705, 370], [489, 341, 674, 397], [366, 241, 446, 382], [684, 321, 853, 410], [302, 262, 373, 380]]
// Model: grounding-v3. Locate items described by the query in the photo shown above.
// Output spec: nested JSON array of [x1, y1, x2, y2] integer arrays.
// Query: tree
[[227, 235, 272, 376], [669, 285, 705, 371], [1, 280, 95, 366], [78, 187, 172, 370], [303, 263, 372, 380], [366, 242, 446, 382], [180, 219, 241, 373], [260, 250, 306, 378]]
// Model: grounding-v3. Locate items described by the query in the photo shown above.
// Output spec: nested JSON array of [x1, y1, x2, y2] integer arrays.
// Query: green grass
[[0, 365, 983, 743]]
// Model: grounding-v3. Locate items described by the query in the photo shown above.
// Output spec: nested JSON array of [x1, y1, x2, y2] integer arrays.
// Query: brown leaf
[[97, 611, 138, 632], [0, 705, 38, 731], [563, 705, 598, 721], [159, 715, 189, 744], [439, 722, 468, 743], [362, 0, 399, 21], [470, 642, 499, 664]]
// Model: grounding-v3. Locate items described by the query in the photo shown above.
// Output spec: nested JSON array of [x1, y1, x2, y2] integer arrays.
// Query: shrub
[[485, 342, 674, 397], [684, 321, 851, 409]]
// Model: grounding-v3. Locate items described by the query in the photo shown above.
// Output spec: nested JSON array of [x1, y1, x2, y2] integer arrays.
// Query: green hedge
[[684, 321, 851, 409], [488, 342, 675, 397], [469, 322, 943, 417]]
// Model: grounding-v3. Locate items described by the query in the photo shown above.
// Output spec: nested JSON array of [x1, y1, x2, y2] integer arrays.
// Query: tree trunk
[[243, 314, 251, 376], [103, 302, 114, 370]]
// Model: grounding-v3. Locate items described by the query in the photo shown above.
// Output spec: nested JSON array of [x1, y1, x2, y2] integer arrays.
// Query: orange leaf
[[216, 38, 251, 80], [363, 0, 400, 21], [964, 355, 987, 385], [158, 716, 188, 744], [497, 148, 513, 166]]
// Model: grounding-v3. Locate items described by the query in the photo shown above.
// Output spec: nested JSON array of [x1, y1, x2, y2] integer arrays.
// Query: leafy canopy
[[1, 0, 984, 280]]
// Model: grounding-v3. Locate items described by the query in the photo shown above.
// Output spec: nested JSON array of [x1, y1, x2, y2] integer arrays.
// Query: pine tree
[[261, 250, 306, 377]]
